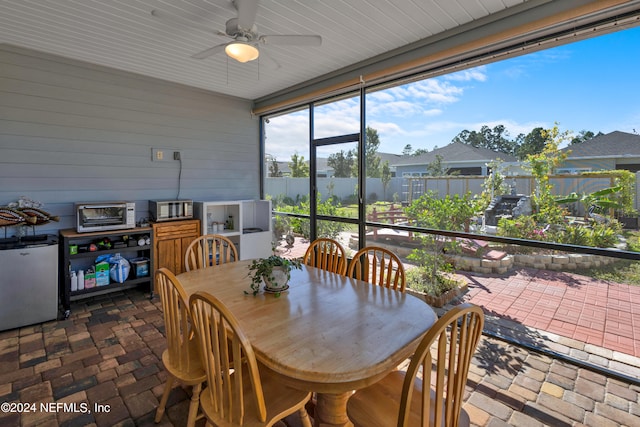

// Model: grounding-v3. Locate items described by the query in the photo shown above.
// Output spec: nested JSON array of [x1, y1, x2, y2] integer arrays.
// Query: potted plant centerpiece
[[247, 255, 302, 296]]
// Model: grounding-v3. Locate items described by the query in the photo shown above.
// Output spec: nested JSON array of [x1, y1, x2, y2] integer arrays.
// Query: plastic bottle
[[78, 270, 85, 291], [228, 215, 234, 230], [70, 271, 78, 292]]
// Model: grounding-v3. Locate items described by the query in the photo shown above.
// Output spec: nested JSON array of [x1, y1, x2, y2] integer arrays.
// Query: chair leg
[[186, 382, 202, 427], [155, 375, 175, 423], [299, 405, 313, 427]]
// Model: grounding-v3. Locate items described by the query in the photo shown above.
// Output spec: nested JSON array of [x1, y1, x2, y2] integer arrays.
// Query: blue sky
[[265, 25, 640, 160]]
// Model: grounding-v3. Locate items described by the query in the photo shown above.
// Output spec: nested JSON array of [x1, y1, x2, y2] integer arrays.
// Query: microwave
[[75, 201, 136, 233], [149, 200, 193, 222]]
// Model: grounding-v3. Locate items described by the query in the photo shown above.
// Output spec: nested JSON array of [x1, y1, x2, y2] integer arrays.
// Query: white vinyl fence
[[265, 172, 640, 213]]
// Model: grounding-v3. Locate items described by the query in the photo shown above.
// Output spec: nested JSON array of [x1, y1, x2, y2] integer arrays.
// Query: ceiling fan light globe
[[225, 42, 259, 63]]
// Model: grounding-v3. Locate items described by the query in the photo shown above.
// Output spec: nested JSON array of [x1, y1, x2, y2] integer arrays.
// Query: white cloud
[[423, 108, 442, 117], [445, 66, 488, 82], [368, 91, 395, 102], [368, 100, 422, 117], [369, 121, 406, 135]]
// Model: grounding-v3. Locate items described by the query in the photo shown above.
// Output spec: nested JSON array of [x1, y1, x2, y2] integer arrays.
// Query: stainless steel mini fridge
[[0, 235, 59, 331]]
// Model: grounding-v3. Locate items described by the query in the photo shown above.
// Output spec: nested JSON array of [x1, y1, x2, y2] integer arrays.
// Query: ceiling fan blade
[[258, 52, 280, 70], [150, 9, 219, 35], [259, 35, 322, 46], [191, 43, 228, 59], [234, 0, 259, 31]]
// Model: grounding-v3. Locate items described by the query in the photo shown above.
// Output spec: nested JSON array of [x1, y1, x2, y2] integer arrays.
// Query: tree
[[524, 124, 571, 225], [413, 148, 429, 156], [425, 154, 448, 176], [289, 153, 309, 177], [268, 158, 282, 177], [327, 150, 354, 177], [381, 161, 392, 200], [570, 130, 603, 145], [515, 127, 546, 160], [402, 144, 413, 155], [452, 125, 516, 155], [364, 126, 382, 178]]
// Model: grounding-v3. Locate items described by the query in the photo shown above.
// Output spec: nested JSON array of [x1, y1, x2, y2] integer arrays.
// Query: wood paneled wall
[[0, 45, 259, 235]]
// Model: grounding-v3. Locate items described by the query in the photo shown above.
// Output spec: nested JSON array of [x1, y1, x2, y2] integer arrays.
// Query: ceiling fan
[[151, 0, 322, 63]]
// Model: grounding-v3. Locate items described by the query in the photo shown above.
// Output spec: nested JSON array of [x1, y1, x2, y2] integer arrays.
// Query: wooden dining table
[[177, 259, 437, 427]]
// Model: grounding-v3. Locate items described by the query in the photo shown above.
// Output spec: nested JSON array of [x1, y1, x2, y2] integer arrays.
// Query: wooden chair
[[185, 234, 238, 272], [154, 268, 206, 427], [189, 291, 312, 427], [302, 238, 348, 275], [347, 303, 484, 427], [347, 246, 406, 292]]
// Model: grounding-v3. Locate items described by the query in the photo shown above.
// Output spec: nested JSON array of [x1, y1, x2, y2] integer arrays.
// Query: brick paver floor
[[1, 289, 639, 426]]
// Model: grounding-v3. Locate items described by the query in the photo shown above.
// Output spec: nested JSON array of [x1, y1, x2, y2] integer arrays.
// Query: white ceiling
[[0, 0, 534, 100], [0, 1, 636, 102]]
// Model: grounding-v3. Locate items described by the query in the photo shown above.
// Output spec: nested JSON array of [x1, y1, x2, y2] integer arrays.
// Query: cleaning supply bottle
[[70, 270, 78, 292], [78, 269, 85, 290]]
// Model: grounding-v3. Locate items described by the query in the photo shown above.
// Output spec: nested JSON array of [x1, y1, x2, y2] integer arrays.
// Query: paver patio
[[460, 268, 640, 358], [1, 286, 639, 427]]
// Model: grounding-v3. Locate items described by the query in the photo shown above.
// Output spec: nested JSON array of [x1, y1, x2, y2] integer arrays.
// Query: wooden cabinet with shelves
[[59, 227, 154, 318], [194, 200, 272, 260], [152, 219, 200, 278]]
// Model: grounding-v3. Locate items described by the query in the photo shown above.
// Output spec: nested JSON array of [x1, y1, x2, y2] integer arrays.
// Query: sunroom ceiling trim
[[252, 0, 639, 116]]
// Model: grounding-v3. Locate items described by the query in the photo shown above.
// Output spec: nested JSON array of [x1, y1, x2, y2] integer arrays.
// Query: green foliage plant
[[555, 186, 622, 220], [588, 221, 622, 248], [498, 214, 622, 249], [581, 170, 637, 217], [274, 193, 345, 239], [246, 255, 302, 296], [406, 265, 458, 297], [497, 216, 545, 241], [404, 191, 474, 292], [557, 223, 590, 246], [524, 124, 571, 225]]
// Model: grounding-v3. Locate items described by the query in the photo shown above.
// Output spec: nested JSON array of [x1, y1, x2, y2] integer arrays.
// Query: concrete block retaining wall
[[450, 254, 514, 275], [349, 235, 614, 274], [512, 253, 615, 270]]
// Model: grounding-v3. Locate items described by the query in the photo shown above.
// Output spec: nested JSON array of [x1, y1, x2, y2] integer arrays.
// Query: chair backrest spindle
[[185, 234, 238, 272], [347, 246, 406, 292], [303, 238, 348, 275], [189, 291, 268, 424]]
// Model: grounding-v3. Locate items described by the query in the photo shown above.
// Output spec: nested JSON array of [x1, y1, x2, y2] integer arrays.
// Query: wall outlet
[[152, 148, 180, 162], [152, 148, 167, 162]]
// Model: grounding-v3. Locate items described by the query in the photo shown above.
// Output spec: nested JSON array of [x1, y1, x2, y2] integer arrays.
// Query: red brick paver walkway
[[460, 268, 640, 357]]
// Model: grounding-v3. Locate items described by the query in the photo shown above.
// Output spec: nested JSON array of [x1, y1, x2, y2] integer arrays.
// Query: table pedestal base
[[314, 392, 354, 427]]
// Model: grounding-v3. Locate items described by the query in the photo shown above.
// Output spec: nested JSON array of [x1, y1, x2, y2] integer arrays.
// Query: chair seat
[[161, 337, 207, 385], [347, 370, 470, 427], [200, 366, 312, 427]]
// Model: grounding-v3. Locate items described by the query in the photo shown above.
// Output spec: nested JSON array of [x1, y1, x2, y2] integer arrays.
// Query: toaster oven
[[75, 201, 136, 233], [149, 200, 193, 222]]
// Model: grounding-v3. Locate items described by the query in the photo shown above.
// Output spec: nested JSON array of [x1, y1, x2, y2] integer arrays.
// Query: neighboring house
[[268, 158, 333, 177], [392, 142, 517, 177], [377, 153, 403, 177], [558, 131, 640, 173]]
